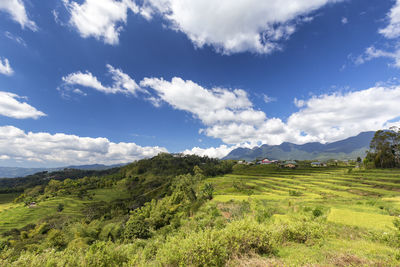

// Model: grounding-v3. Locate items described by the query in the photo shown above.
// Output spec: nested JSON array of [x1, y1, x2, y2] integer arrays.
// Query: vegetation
[[365, 126, 400, 168], [1, 150, 400, 266]]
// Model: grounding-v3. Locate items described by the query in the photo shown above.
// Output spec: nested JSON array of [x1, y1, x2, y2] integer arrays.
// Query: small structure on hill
[[280, 161, 298, 169], [28, 202, 37, 208], [311, 162, 323, 167], [259, 158, 277, 165]]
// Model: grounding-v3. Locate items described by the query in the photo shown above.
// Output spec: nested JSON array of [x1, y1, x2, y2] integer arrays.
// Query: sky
[[1, 0, 400, 167]]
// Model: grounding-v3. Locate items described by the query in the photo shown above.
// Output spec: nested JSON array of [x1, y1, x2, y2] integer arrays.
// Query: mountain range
[[223, 131, 375, 161], [0, 164, 125, 179]]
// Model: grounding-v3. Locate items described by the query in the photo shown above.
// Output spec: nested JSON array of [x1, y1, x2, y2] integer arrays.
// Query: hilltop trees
[[366, 127, 400, 168]]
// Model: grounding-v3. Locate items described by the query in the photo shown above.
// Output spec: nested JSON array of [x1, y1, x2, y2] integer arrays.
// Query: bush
[[272, 219, 326, 244], [57, 203, 64, 212], [156, 219, 273, 266], [312, 207, 323, 218], [46, 229, 67, 249]]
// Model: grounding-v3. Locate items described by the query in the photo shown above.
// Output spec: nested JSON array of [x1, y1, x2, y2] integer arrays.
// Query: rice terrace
[[1, 156, 400, 266]]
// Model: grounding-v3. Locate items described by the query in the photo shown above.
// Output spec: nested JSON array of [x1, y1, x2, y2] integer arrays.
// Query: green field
[[204, 165, 400, 265], [2, 164, 400, 266], [0, 187, 130, 233]]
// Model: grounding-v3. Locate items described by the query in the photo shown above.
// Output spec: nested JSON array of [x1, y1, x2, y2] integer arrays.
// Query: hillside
[[0, 164, 125, 179], [224, 131, 374, 161], [0, 154, 400, 266]]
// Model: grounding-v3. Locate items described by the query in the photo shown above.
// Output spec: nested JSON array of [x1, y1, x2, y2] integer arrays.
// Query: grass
[[327, 208, 395, 231], [205, 165, 400, 265], [0, 187, 130, 233]]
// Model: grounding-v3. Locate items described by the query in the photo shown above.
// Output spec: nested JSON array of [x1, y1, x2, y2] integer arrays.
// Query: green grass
[[0, 187, 130, 233], [205, 165, 400, 265], [327, 208, 395, 231]]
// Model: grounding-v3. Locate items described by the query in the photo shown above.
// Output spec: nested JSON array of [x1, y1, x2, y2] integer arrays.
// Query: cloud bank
[[62, 0, 341, 54], [0, 125, 167, 166]]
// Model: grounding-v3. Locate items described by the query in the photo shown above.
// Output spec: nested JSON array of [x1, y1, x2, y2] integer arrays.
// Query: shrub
[[57, 203, 64, 212], [46, 229, 67, 249], [156, 219, 273, 266], [312, 207, 323, 218], [271, 218, 326, 244]]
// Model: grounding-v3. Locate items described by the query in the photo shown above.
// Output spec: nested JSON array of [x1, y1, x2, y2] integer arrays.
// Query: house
[[260, 158, 276, 165], [280, 161, 298, 168], [311, 162, 322, 167], [29, 202, 37, 208]]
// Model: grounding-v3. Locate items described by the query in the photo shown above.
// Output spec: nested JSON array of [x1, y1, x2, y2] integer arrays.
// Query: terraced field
[[206, 165, 400, 265], [209, 166, 400, 229]]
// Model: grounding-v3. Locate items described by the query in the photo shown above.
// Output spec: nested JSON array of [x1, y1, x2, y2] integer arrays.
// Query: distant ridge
[[223, 131, 375, 161], [0, 163, 125, 179]]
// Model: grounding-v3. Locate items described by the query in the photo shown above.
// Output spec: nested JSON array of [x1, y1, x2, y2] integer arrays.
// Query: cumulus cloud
[[141, 76, 400, 147], [341, 17, 348, 24], [182, 144, 242, 159], [60, 64, 145, 96], [140, 0, 341, 54], [0, 0, 37, 31], [0, 91, 46, 119], [380, 0, 400, 39], [140, 77, 266, 126], [286, 86, 400, 142], [62, 0, 139, 45], [0, 57, 13, 76], [0, 125, 167, 165]]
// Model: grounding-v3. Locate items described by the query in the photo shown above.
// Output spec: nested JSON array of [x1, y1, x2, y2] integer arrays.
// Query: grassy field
[[0, 187, 130, 233], [206, 165, 400, 265]]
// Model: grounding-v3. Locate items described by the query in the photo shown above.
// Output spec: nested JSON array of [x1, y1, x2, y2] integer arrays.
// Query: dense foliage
[[366, 127, 400, 168]]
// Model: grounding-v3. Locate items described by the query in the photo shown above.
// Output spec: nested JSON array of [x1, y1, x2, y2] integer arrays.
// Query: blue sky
[[1, 0, 400, 167]]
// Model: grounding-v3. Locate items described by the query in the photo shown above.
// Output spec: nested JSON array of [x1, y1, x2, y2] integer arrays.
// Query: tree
[[367, 127, 400, 168]]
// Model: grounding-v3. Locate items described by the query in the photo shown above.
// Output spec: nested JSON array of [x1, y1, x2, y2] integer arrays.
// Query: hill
[[0, 164, 125, 179], [224, 131, 374, 161], [0, 157, 399, 266]]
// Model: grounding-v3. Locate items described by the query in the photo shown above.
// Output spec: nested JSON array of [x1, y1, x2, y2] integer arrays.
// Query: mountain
[[0, 164, 125, 179], [223, 131, 375, 161]]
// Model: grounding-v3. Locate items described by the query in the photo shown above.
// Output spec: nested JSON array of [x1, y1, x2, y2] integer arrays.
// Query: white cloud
[[63, 0, 139, 45], [355, 46, 400, 68], [355, 1, 400, 67], [4, 31, 27, 47], [0, 0, 37, 31], [0, 91, 45, 119], [0, 57, 13, 76], [341, 17, 348, 24], [182, 144, 240, 159], [141, 76, 400, 147], [60, 64, 145, 96], [380, 0, 400, 39], [286, 86, 400, 142], [140, 77, 265, 125], [140, 0, 341, 54], [263, 94, 276, 103], [0, 125, 167, 166]]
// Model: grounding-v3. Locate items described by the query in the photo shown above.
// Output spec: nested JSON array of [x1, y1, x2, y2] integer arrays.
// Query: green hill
[[0, 155, 400, 266]]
